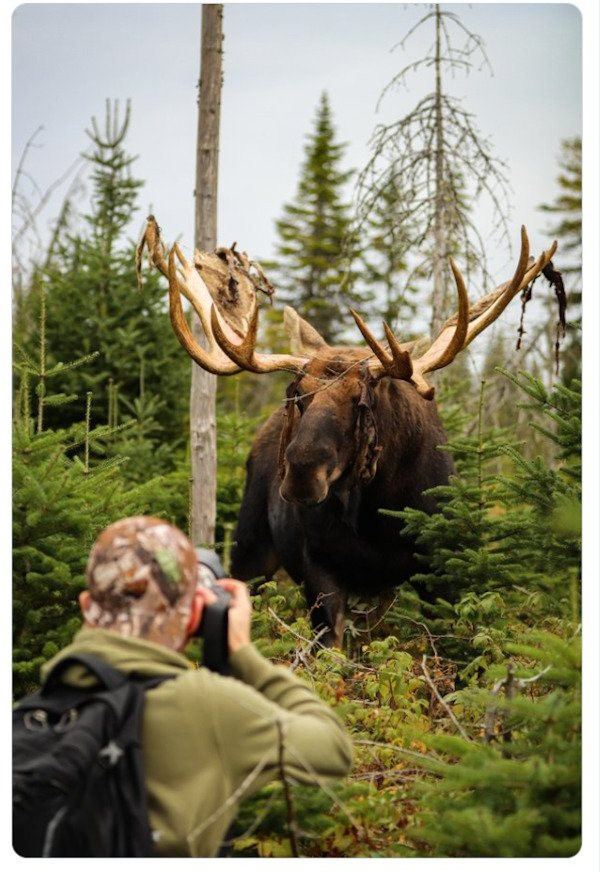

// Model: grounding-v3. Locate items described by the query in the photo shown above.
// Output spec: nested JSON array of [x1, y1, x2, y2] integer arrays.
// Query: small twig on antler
[[135, 214, 166, 288], [420, 655, 471, 742]]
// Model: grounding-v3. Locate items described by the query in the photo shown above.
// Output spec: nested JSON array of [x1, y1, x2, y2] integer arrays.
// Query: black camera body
[[194, 548, 231, 675]]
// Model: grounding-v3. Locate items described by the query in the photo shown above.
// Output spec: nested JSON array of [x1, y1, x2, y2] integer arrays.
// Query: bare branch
[[420, 655, 472, 742]]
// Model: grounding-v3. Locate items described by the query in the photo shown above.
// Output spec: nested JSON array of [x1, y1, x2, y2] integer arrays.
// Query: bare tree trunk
[[190, 4, 223, 545], [431, 4, 447, 338]]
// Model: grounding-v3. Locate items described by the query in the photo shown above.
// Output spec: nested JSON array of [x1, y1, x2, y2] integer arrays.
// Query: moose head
[[141, 221, 556, 502]]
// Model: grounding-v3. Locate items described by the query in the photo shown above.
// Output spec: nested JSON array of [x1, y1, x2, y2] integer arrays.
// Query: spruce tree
[[13, 256, 190, 697], [386, 370, 580, 669], [272, 92, 364, 343], [404, 630, 581, 857], [12, 330, 154, 697], [12, 394, 148, 697], [19, 100, 189, 460]]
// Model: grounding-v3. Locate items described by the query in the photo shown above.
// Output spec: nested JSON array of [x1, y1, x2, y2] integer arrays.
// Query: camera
[[194, 548, 231, 675]]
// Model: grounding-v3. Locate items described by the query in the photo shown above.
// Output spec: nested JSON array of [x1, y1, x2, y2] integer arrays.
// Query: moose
[[139, 220, 557, 646]]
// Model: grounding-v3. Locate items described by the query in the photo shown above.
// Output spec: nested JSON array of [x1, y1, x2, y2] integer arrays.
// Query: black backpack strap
[[43, 652, 177, 696], [42, 653, 128, 694], [132, 673, 175, 691]]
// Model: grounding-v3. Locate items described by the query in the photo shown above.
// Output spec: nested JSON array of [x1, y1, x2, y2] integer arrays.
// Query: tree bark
[[190, 4, 223, 545], [431, 4, 447, 338]]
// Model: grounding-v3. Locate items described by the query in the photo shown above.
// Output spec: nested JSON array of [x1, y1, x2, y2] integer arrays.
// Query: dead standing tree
[[191, 4, 224, 545], [355, 4, 512, 338]]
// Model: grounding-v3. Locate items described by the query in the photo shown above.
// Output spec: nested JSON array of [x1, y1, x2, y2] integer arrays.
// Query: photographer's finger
[[217, 578, 251, 604], [195, 583, 218, 606]]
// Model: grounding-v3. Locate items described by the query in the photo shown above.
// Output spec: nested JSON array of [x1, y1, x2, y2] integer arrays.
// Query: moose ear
[[283, 306, 329, 356]]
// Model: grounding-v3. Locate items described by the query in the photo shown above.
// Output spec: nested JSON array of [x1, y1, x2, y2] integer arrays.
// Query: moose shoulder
[[138, 220, 557, 646]]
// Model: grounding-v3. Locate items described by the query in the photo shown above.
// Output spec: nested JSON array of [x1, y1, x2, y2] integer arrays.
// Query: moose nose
[[280, 458, 330, 506], [280, 489, 324, 507], [285, 440, 336, 471]]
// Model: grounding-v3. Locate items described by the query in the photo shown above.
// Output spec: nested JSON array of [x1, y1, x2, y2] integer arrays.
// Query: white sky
[[12, 2, 582, 292]]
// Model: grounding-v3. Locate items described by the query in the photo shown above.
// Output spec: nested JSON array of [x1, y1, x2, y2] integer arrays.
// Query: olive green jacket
[[42, 628, 352, 857]]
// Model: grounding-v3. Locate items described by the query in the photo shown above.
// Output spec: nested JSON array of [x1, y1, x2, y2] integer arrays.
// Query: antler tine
[[210, 304, 259, 371], [351, 226, 558, 401], [210, 304, 309, 375], [411, 258, 470, 376], [413, 226, 557, 381], [350, 309, 413, 380], [350, 309, 393, 368], [167, 247, 239, 375], [171, 243, 208, 338], [460, 235, 557, 349]]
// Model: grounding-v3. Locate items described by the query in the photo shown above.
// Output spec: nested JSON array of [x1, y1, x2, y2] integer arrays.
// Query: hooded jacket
[[41, 628, 352, 857]]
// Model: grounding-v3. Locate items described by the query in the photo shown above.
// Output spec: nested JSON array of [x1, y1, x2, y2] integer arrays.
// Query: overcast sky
[[12, 2, 582, 292]]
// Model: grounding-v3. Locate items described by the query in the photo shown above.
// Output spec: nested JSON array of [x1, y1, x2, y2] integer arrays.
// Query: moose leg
[[303, 569, 347, 648]]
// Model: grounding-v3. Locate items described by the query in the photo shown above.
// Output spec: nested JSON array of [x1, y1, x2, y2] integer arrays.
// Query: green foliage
[[12, 379, 158, 697], [407, 632, 581, 857], [16, 100, 189, 456], [383, 374, 580, 669], [12, 215, 190, 697], [270, 92, 368, 342]]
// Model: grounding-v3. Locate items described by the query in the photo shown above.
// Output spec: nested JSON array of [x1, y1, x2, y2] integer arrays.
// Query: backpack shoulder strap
[[42, 652, 176, 697], [133, 673, 175, 691], [42, 653, 127, 694]]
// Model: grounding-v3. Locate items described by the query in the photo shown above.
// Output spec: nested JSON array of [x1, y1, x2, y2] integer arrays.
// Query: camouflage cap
[[84, 516, 198, 647]]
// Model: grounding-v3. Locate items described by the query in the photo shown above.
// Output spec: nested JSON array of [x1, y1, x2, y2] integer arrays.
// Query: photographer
[[37, 516, 352, 857]]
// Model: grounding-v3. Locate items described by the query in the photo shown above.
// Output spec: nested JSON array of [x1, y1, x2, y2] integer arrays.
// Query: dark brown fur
[[231, 348, 454, 646]]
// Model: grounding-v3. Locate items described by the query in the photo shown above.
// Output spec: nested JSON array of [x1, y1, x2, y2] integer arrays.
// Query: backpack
[[13, 652, 173, 857]]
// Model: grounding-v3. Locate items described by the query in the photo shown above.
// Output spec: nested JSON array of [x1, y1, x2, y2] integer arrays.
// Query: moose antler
[[140, 218, 558, 396], [351, 226, 558, 398], [209, 304, 309, 374], [137, 216, 255, 375]]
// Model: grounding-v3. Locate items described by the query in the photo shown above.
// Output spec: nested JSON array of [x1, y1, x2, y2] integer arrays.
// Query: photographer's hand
[[216, 579, 252, 655]]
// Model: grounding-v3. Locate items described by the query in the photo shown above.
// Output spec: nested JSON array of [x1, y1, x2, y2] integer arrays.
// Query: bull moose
[[139, 220, 557, 646]]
